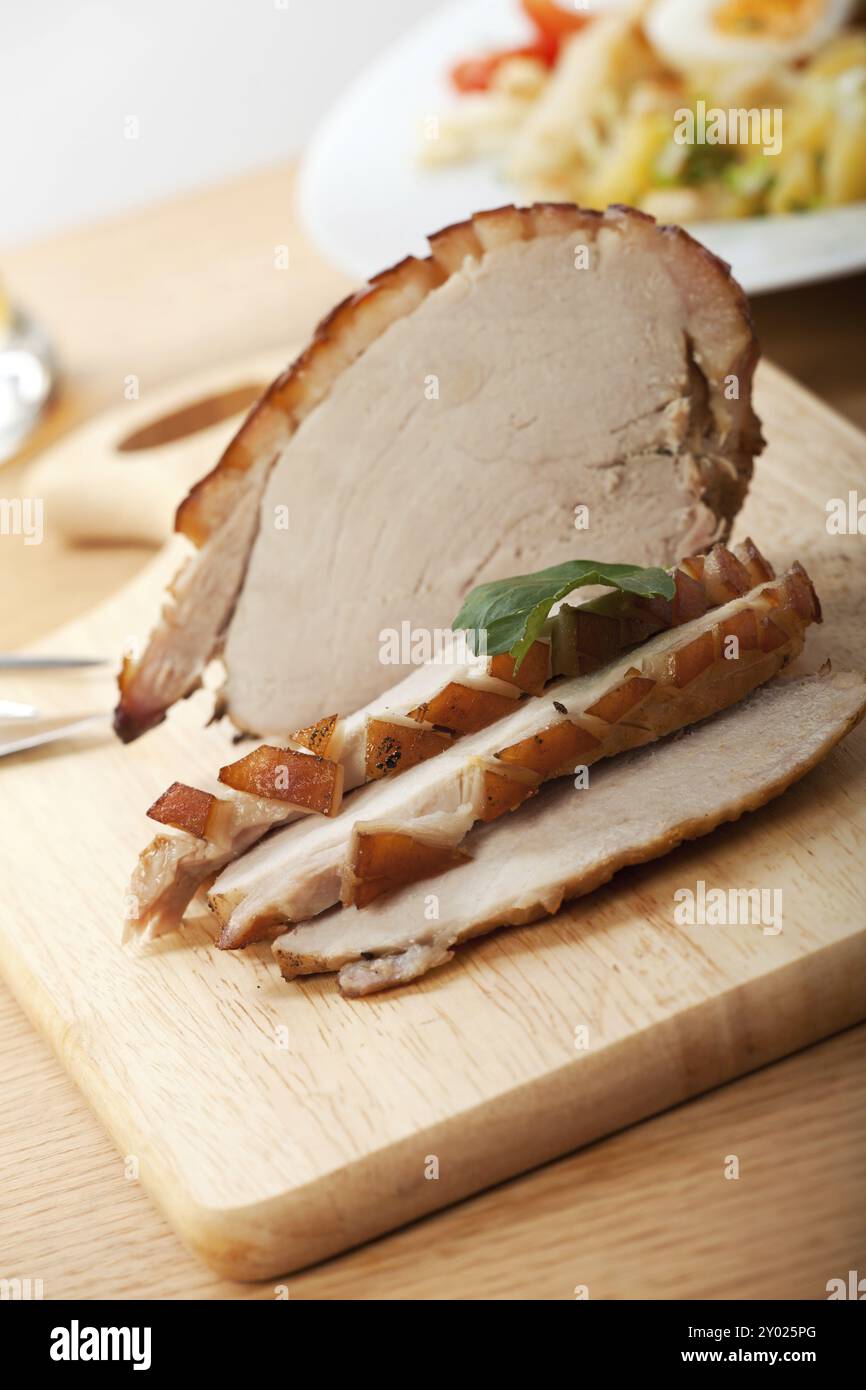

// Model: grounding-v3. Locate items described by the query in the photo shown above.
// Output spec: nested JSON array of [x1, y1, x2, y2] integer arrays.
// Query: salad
[[420, 0, 866, 220]]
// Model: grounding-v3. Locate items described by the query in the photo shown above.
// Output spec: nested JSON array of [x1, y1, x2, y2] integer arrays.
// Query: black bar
[[4, 1296, 862, 1372]]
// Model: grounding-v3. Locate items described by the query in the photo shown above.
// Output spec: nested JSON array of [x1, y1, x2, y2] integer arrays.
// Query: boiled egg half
[[645, 0, 857, 72]]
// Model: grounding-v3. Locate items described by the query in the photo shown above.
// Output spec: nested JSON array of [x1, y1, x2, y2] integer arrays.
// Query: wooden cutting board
[[1, 360, 865, 1282]]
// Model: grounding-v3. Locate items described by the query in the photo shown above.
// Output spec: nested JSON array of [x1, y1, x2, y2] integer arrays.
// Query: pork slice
[[125, 794, 293, 941], [210, 564, 818, 945], [114, 456, 268, 742], [127, 539, 768, 937], [122, 649, 494, 940], [115, 203, 761, 742], [292, 636, 522, 786], [125, 742, 343, 940], [271, 670, 866, 994], [286, 539, 773, 772]]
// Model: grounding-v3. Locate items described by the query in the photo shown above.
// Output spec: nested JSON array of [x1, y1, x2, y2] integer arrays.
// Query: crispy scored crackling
[[210, 561, 820, 946], [125, 538, 773, 938]]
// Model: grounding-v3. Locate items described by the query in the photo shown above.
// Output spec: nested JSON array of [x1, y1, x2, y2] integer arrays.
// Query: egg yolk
[[713, 0, 823, 39]]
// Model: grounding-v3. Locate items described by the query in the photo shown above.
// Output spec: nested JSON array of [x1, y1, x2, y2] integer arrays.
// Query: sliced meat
[[306, 539, 772, 770], [126, 796, 294, 942], [210, 564, 818, 946], [271, 670, 866, 994], [125, 654, 478, 940], [125, 539, 770, 937], [289, 633, 527, 787], [114, 203, 762, 742], [115, 455, 268, 742], [125, 748, 343, 940], [339, 942, 455, 996]]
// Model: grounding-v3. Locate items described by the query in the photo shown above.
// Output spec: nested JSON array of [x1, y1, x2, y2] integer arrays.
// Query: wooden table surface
[[2, 164, 864, 1300]]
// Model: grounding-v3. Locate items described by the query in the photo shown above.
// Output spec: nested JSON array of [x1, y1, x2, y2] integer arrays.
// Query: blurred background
[[1, 0, 439, 246]]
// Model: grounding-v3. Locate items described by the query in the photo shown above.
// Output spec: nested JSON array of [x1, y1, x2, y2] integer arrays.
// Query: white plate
[[298, 0, 866, 295]]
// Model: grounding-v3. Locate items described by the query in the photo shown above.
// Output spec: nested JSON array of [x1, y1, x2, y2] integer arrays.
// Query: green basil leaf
[[453, 560, 675, 671]]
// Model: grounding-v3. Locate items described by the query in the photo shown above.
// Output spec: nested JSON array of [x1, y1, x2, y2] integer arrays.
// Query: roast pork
[[115, 204, 761, 743], [125, 746, 343, 941], [126, 793, 293, 942], [210, 562, 820, 946], [126, 539, 771, 937], [272, 670, 866, 995]]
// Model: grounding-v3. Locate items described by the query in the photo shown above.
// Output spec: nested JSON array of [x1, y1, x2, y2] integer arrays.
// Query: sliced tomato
[[521, 0, 592, 41], [450, 34, 558, 93]]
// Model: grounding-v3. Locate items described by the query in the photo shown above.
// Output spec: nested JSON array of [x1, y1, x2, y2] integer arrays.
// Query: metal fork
[[0, 655, 109, 670], [0, 710, 108, 757], [0, 655, 112, 757]]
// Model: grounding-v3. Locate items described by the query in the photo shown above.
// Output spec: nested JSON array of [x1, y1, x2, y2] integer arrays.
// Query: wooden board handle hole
[[116, 383, 265, 453]]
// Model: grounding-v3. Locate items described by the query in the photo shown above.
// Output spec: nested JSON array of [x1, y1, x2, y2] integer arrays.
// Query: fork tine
[[0, 714, 107, 758], [0, 655, 110, 669], [0, 700, 41, 720]]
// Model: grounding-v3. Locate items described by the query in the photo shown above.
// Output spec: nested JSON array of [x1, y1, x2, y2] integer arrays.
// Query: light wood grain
[[0, 361, 864, 1280], [2, 977, 862, 1299], [25, 353, 289, 546], [2, 162, 865, 1299]]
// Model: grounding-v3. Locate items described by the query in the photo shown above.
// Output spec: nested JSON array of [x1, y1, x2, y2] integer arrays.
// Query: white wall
[[1, 0, 440, 248]]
